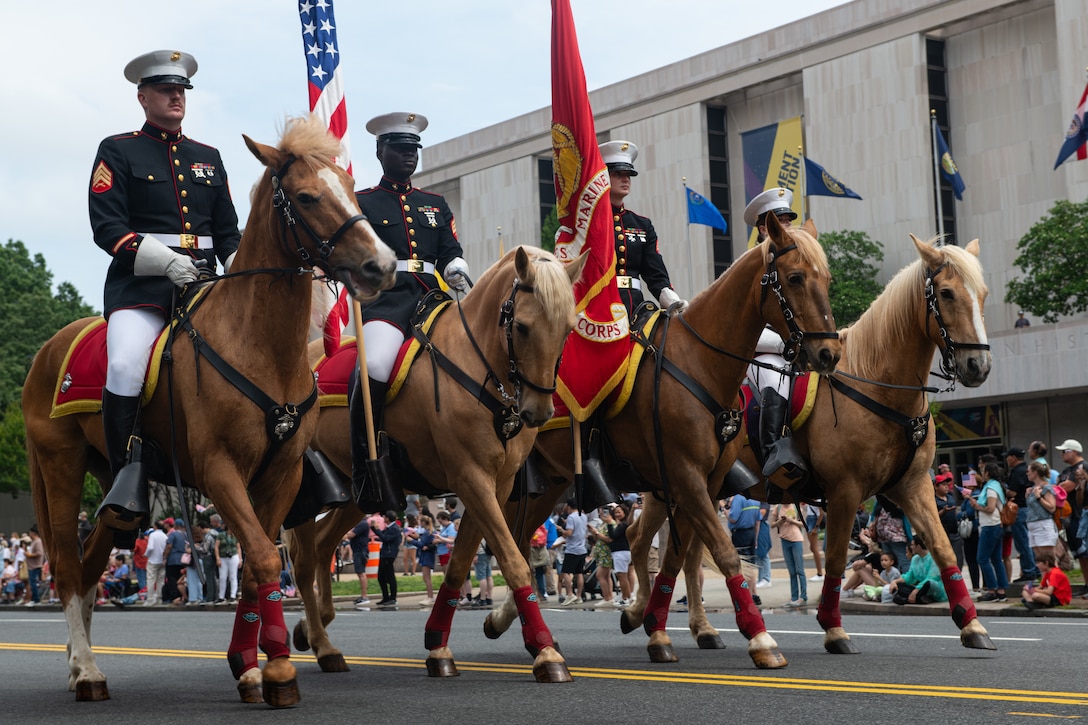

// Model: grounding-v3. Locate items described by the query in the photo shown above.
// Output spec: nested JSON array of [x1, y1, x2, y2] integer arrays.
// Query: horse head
[[762, 214, 841, 375], [242, 115, 396, 301], [909, 234, 991, 387], [475, 246, 587, 428]]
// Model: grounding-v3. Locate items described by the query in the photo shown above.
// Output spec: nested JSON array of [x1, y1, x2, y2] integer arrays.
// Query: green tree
[[817, 230, 885, 326], [540, 207, 559, 253], [0, 404, 28, 498], [0, 240, 97, 409], [1005, 199, 1088, 323]]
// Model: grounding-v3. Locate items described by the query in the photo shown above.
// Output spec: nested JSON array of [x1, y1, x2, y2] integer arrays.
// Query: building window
[[706, 105, 733, 276], [926, 37, 958, 244]]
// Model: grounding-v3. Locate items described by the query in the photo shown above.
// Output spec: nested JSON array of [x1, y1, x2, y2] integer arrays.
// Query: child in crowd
[[868, 552, 902, 602], [1022, 552, 1072, 611]]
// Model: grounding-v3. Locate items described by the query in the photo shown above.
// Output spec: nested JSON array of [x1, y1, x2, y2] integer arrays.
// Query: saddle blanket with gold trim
[[739, 372, 819, 440]]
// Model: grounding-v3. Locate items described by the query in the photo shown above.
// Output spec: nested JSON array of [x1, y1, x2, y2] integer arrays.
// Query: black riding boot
[[350, 372, 404, 513], [96, 389, 150, 535], [759, 387, 808, 481], [349, 372, 387, 491]]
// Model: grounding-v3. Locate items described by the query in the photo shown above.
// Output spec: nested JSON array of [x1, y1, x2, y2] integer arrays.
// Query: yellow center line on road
[[3, 643, 1086, 707]]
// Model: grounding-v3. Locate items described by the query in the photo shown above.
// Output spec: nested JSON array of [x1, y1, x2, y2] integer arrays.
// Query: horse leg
[[894, 482, 995, 651], [684, 539, 724, 650], [423, 521, 476, 678], [685, 486, 786, 669], [214, 466, 301, 707], [620, 495, 666, 634], [640, 518, 690, 663], [816, 493, 861, 654], [287, 511, 350, 672]]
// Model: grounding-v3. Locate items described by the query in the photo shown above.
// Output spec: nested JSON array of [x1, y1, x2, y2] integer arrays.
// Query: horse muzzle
[[801, 337, 841, 376], [954, 349, 993, 388]]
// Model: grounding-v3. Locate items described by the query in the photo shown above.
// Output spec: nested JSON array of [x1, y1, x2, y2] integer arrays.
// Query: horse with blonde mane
[[483, 215, 841, 670], [23, 116, 396, 706], [287, 245, 587, 682], [624, 235, 995, 660]]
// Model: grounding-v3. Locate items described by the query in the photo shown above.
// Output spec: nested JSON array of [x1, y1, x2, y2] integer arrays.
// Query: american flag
[[300, 0, 351, 174], [300, 0, 352, 354]]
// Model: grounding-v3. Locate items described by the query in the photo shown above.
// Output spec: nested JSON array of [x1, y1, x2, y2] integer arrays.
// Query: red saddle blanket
[[50, 318, 168, 418]]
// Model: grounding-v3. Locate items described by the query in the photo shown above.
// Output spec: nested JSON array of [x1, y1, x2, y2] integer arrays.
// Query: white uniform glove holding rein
[[223, 251, 237, 274], [658, 287, 688, 316], [133, 235, 200, 287], [443, 256, 470, 293]]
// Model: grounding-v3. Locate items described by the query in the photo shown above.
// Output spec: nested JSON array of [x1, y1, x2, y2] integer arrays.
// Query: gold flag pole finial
[[497, 226, 505, 260]]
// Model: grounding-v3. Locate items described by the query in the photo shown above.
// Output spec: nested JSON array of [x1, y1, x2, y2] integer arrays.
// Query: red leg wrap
[[816, 576, 843, 631], [643, 574, 677, 633], [424, 583, 461, 650], [227, 600, 260, 679], [257, 582, 290, 661], [726, 574, 766, 640], [941, 566, 977, 629], [512, 585, 553, 656]]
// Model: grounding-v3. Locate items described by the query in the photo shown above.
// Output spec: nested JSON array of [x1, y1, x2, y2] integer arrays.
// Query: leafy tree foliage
[[0, 239, 97, 498], [1005, 199, 1088, 323], [540, 207, 559, 254], [817, 230, 885, 326]]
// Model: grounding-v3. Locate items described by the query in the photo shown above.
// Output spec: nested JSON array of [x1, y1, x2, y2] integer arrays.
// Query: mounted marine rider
[[90, 50, 241, 530], [348, 113, 470, 507], [743, 187, 807, 482]]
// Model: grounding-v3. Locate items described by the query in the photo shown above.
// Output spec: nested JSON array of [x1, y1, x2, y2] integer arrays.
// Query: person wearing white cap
[[741, 188, 806, 480], [89, 50, 242, 529], [1055, 439, 1088, 588], [349, 113, 468, 502], [598, 140, 686, 316]]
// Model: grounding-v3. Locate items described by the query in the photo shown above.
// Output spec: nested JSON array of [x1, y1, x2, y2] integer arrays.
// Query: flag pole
[[798, 145, 807, 221], [931, 109, 945, 242], [497, 225, 505, 261], [683, 176, 693, 297]]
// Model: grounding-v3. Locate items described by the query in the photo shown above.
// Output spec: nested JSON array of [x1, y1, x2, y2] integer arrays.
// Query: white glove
[[658, 287, 688, 316], [133, 235, 199, 287], [223, 251, 237, 274], [443, 256, 470, 293]]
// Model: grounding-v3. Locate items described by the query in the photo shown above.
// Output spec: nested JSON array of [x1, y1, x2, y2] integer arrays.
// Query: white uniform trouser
[[362, 320, 405, 384], [746, 327, 789, 397], [106, 308, 166, 396]]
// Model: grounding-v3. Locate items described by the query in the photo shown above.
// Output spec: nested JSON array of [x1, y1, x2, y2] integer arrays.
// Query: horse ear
[[910, 233, 943, 268], [243, 134, 287, 170], [565, 250, 590, 284], [964, 238, 981, 257], [801, 218, 818, 240], [514, 246, 532, 282]]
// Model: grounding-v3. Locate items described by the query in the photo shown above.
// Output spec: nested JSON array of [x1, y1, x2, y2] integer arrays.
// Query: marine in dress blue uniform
[[90, 51, 241, 520], [349, 113, 469, 499], [599, 140, 685, 316]]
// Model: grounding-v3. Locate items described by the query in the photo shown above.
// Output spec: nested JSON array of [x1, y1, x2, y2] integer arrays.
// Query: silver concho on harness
[[268, 404, 301, 442]]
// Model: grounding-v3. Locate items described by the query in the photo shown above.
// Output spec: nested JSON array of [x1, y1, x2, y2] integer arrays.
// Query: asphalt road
[[2, 605, 1084, 723]]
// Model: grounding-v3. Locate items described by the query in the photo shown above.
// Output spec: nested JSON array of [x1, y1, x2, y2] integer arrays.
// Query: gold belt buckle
[[406, 259, 425, 273], [179, 233, 197, 249], [616, 275, 631, 289]]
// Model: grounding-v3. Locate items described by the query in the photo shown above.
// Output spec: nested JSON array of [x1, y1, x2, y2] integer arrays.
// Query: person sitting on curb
[[883, 535, 947, 605], [1021, 552, 1072, 612]]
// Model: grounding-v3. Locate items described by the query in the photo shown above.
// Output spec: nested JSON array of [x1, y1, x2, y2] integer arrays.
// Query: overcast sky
[[0, 0, 848, 311]]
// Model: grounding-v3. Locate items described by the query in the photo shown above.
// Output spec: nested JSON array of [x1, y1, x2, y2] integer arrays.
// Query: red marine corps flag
[[551, 0, 632, 421]]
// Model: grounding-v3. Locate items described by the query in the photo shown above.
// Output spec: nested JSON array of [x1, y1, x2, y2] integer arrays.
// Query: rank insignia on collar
[[91, 161, 114, 194]]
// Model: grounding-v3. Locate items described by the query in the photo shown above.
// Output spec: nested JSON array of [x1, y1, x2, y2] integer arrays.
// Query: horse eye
[[787, 272, 803, 285], [940, 288, 954, 301], [515, 322, 529, 336], [296, 192, 318, 205]]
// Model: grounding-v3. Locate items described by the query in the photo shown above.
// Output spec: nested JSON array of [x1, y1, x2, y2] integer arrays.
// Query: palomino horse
[[484, 216, 841, 669], [287, 246, 586, 682], [23, 116, 396, 705], [623, 236, 995, 659]]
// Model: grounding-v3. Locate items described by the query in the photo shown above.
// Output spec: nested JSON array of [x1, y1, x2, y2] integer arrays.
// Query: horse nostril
[[360, 259, 384, 281]]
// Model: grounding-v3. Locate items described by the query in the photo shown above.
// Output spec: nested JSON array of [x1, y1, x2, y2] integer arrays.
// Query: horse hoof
[[426, 658, 459, 678], [292, 620, 311, 652], [824, 638, 861, 655], [751, 648, 788, 669], [262, 678, 300, 708], [647, 644, 678, 663], [961, 632, 997, 651], [75, 680, 110, 701], [619, 610, 637, 634], [533, 661, 573, 683], [317, 654, 350, 672], [483, 614, 502, 640], [237, 681, 263, 704], [696, 634, 726, 650]]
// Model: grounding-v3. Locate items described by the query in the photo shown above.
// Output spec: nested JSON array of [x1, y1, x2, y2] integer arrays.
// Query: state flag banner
[[551, 0, 632, 421], [1054, 80, 1088, 170]]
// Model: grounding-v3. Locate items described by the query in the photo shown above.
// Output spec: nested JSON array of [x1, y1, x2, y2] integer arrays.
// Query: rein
[[924, 261, 990, 385], [413, 278, 552, 442]]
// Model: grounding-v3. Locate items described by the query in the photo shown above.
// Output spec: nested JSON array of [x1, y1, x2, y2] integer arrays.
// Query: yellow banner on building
[[741, 116, 805, 247]]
